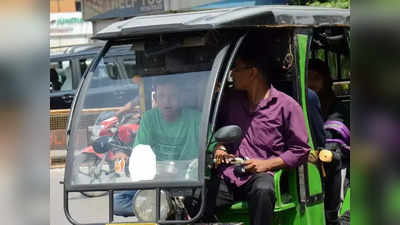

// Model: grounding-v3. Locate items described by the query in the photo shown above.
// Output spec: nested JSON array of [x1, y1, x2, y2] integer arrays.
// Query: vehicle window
[[327, 51, 338, 80], [70, 39, 221, 186], [341, 54, 351, 80], [313, 49, 350, 82], [79, 57, 93, 76], [313, 48, 325, 61], [333, 54, 351, 98], [121, 56, 136, 77], [89, 57, 121, 88], [50, 60, 73, 92]]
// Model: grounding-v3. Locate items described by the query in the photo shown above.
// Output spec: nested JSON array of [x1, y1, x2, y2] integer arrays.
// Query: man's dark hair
[[236, 33, 272, 84]]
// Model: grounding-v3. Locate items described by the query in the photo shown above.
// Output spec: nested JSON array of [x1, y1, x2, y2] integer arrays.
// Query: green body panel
[[297, 33, 325, 225], [297, 34, 315, 150], [340, 187, 350, 216], [301, 203, 326, 225], [296, 164, 325, 225], [308, 163, 323, 195], [218, 205, 250, 225]]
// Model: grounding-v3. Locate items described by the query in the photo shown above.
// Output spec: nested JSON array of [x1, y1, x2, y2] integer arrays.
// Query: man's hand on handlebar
[[214, 145, 234, 168], [243, 159, 272, 173], [243, 157, 285, 173]]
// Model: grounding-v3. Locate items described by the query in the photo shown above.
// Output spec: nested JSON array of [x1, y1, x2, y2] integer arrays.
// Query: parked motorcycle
[[72, 111, 139, 197]]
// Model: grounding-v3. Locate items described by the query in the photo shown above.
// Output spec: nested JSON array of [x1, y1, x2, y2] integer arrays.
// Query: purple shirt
[[218, 86, 310, 187]]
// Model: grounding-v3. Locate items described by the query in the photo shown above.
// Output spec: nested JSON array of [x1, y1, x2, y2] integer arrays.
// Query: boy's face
[[156, 84, 181, 121]]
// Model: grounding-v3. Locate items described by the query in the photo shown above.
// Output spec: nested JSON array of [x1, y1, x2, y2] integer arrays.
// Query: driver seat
[[216, 169, 298, 224]]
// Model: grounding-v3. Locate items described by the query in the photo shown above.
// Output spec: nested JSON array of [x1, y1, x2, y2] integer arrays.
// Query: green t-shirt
[[133, 108, 202, 161]]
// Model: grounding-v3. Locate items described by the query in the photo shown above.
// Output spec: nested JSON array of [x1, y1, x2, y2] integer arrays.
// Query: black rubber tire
[[80, 190, 108, 198]]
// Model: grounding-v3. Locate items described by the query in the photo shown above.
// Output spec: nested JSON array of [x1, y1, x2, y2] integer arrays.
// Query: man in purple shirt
[[203, 35, 310, 225]]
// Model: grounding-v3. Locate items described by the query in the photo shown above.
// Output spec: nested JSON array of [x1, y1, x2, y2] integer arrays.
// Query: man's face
[[156, 84, 181, 121], [308, 69, 324, 93], [231, 58, 253, 90]]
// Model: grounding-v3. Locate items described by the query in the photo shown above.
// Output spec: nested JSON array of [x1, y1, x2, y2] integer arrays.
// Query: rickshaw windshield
[[68, 37, 220, 186]]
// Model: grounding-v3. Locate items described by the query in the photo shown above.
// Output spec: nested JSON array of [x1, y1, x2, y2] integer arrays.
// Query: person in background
[[308, 58, 350, 225], [50, 68, 62, 91], [308, 59, 349, 126], [307, 88, 326, 149]]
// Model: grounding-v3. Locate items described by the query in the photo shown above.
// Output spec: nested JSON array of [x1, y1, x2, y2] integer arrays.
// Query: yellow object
[[319, 149, 333, 163], [133, 75, 146, 112], [114, 159, 126, 174]]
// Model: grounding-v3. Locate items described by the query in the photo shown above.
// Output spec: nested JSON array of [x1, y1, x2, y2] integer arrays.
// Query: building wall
[[50, 0, 77, 13]]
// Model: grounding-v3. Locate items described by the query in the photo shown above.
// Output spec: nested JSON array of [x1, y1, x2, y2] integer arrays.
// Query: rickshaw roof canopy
[[94, 5, 350, 40]]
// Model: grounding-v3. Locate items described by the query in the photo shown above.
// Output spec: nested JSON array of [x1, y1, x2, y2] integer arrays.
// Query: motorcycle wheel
[[72, 152, 109, 198], [80, 190, 108, 198]]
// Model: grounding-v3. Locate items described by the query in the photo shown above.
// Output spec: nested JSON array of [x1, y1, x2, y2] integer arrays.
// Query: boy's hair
[[153, 76, 182, 93], [309, 58, 330, 77], [308, 58, 332, 90]]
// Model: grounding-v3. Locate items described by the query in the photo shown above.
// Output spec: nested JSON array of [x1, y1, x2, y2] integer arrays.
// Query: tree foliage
[[290, 0, 350, 9]]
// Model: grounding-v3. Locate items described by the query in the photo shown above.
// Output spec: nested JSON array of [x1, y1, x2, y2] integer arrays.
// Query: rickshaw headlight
[[132, 189, 171, 221]]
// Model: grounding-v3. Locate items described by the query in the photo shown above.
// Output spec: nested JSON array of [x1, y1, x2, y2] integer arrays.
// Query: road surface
[[50, 167, 137, 225]]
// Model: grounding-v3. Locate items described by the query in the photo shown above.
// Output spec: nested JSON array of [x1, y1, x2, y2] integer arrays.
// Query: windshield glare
[[69, 40, 219, 186]]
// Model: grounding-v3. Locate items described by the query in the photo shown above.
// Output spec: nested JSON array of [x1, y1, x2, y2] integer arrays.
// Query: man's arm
[[279, 100, 311, 168], [243, 157, 286, 173], [244, 100, 310, 173]]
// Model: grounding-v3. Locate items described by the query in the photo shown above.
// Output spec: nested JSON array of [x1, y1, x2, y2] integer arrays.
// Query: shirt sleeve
[[280, 99, 311, 168], [133, 111, 152, 148]]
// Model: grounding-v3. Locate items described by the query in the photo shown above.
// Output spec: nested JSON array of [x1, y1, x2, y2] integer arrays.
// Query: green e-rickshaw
[[64, 5, 350, 225]]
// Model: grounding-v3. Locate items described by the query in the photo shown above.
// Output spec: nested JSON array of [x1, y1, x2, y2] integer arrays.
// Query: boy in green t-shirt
[[133, 79, 201, 161], [114, 78, 204, 217]]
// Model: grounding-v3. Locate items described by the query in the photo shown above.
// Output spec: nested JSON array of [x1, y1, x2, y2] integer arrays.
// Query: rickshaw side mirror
[[215, 125, 242, 144]]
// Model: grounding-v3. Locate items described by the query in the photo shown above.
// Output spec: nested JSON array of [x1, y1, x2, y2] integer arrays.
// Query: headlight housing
[[132, 189, 172, 221]]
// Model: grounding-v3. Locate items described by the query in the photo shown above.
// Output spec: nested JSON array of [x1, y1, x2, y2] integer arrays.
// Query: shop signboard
[[82, 0, 165, 20], [50, 12, 93, 49]]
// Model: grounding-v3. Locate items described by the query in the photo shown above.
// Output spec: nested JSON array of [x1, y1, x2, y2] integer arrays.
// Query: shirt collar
[[257, 84, 279, 109]]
